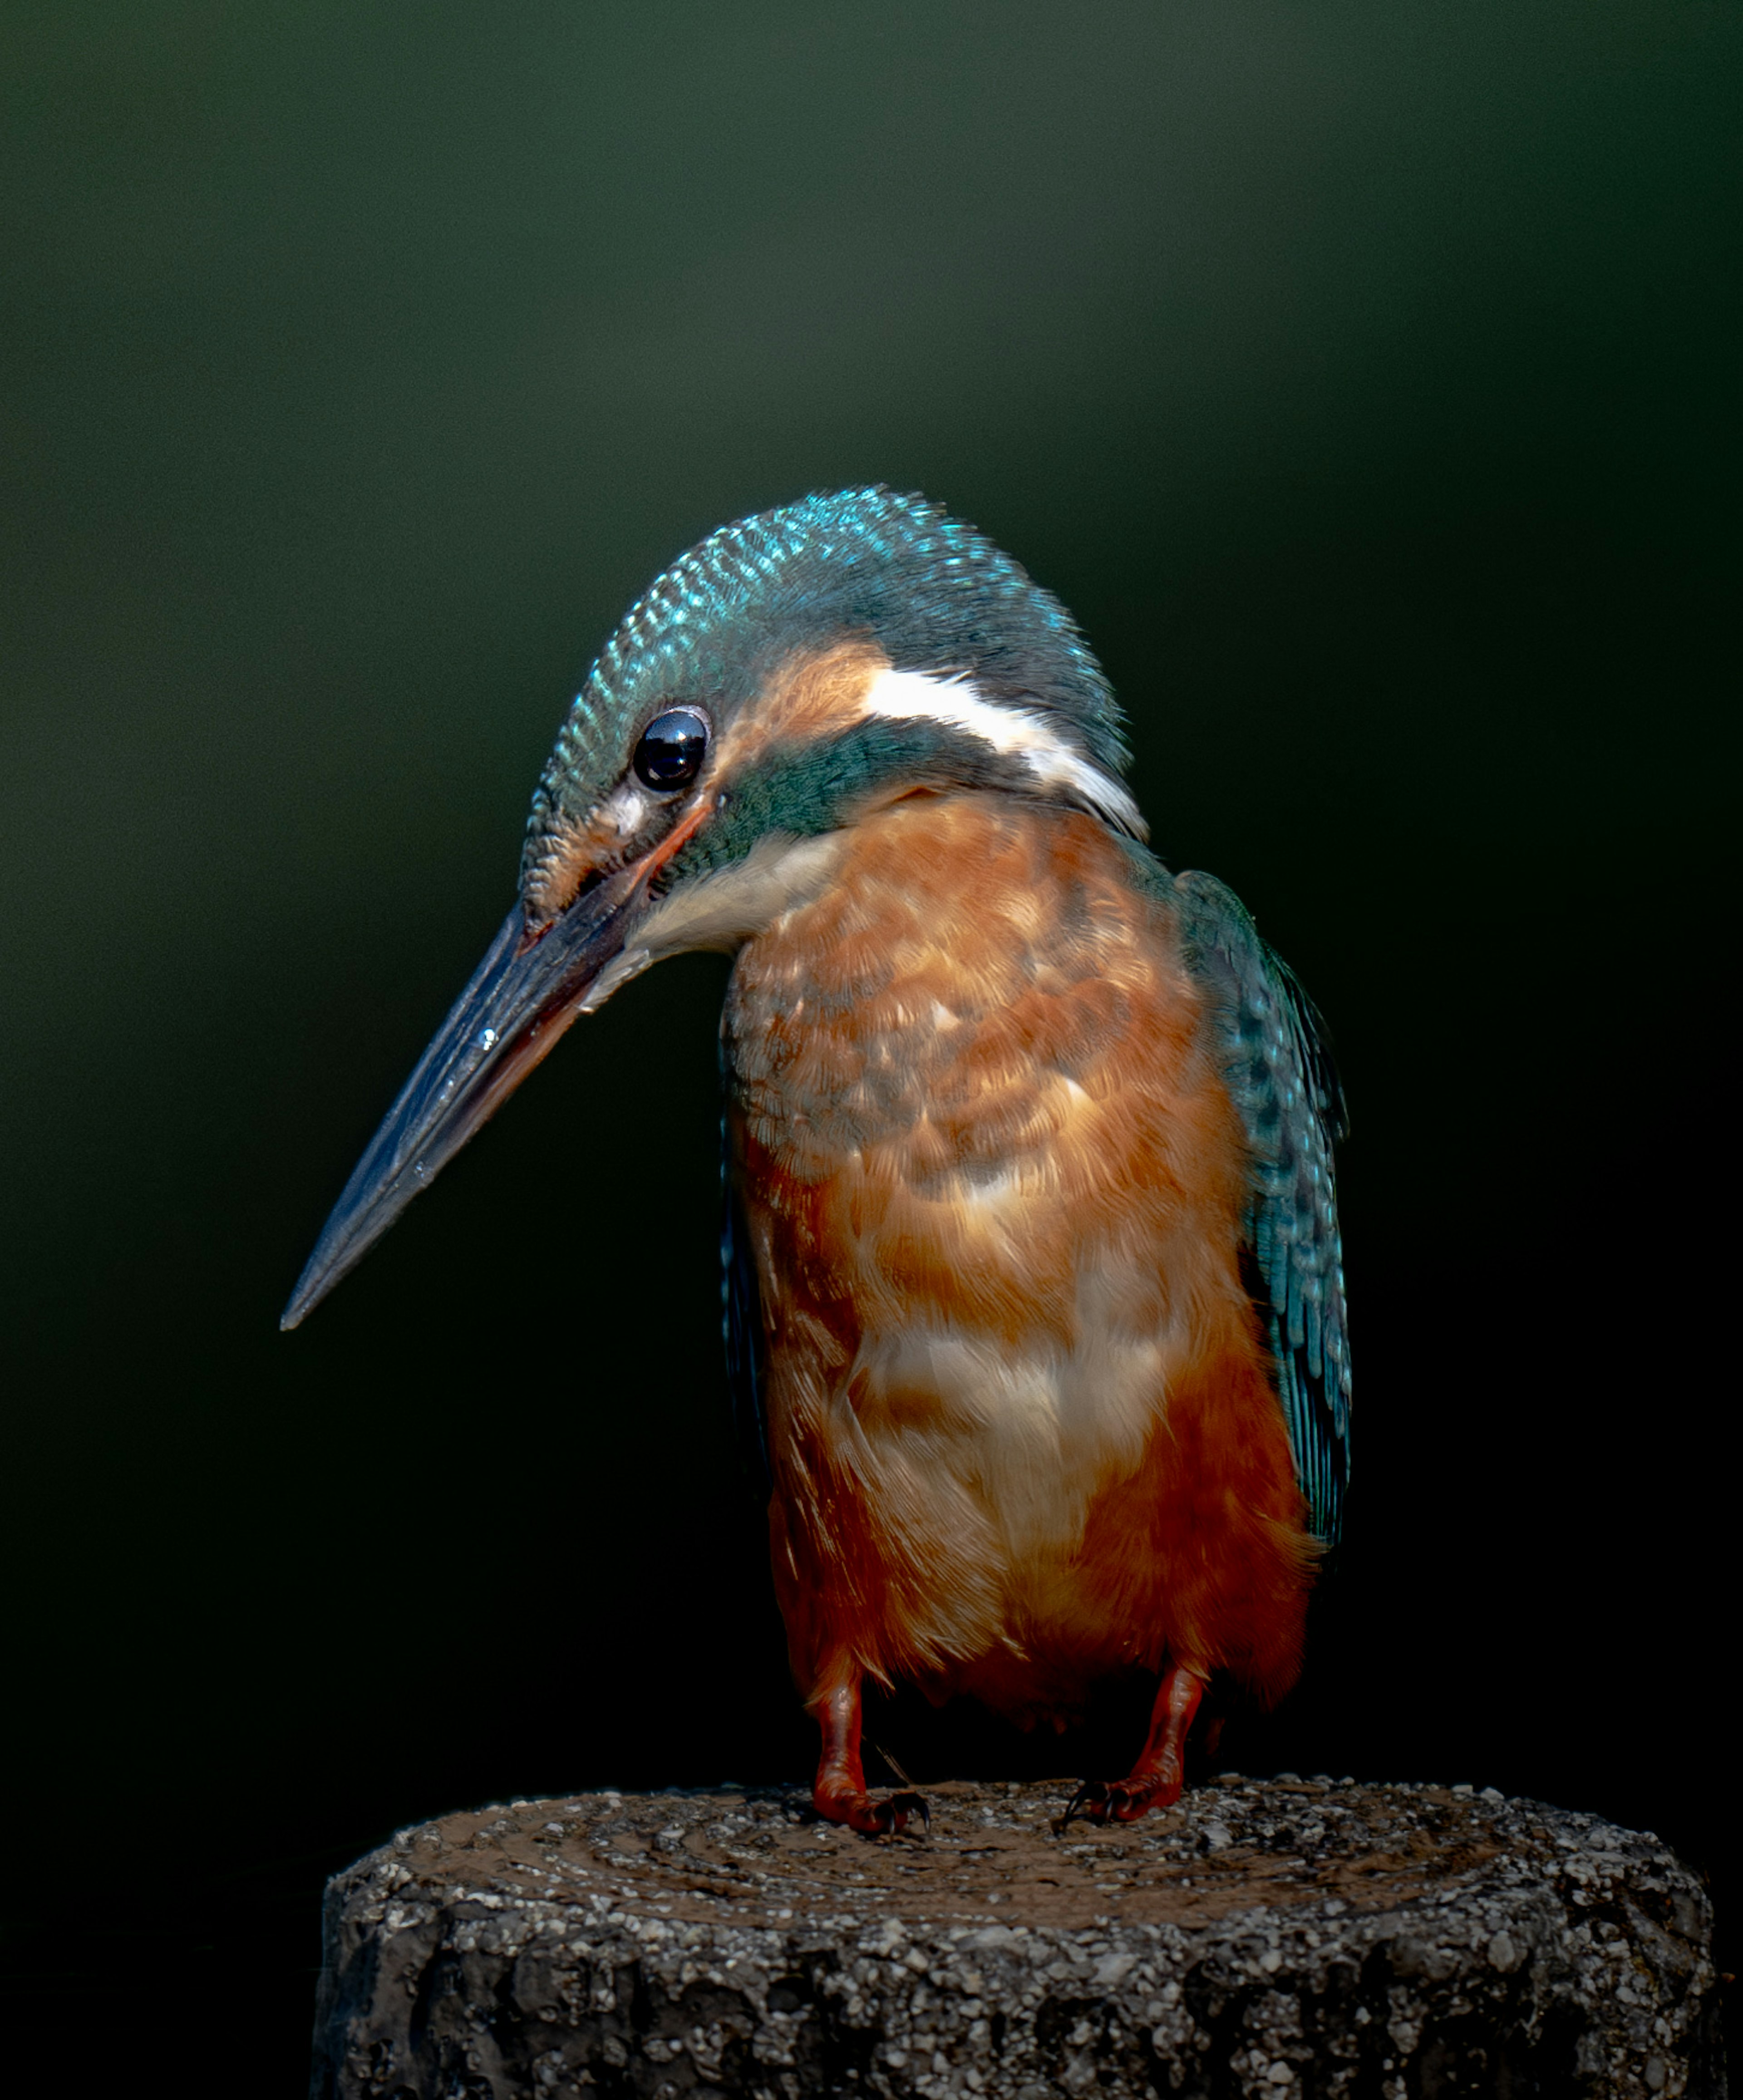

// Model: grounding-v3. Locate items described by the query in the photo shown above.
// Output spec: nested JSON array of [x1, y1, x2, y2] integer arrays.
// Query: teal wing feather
[[1164, 863, 1352, 1547]]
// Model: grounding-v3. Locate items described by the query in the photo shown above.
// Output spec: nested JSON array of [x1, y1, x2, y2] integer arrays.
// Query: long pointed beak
[[281, 860, 653, 1330]]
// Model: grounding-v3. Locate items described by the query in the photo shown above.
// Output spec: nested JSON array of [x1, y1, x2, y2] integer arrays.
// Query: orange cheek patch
[[713, 637, 891, 778]]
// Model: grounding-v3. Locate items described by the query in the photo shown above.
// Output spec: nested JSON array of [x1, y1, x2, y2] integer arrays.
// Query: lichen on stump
[[310, 1777, 1723, 2099]]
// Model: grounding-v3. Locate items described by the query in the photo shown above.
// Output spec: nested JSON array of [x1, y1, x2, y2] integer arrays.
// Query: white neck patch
[[857, 667, 1144, 838]]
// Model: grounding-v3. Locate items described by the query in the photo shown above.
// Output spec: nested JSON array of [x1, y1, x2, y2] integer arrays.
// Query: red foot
[[1061, 1661, 1206, 1829], [807, 1673, 929, 1838], [1063, 1774, 1179, 1825], [817, 1781, 930, 1836]]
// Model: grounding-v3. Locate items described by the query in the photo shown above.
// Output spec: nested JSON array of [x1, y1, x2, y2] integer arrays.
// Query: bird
[[282, 487, 1350, 1834]]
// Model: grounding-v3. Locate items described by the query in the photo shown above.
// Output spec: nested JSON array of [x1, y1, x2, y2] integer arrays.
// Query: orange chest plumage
[[722, 793, 1312, 1725]]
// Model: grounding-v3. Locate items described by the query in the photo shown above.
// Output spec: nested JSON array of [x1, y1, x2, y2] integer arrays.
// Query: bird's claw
[[868, 1789, 929, 1837], [822, 1785, 930, 1836], [1058, 1777, 1157, 1830], [1059, 1779, 1110, 1830]]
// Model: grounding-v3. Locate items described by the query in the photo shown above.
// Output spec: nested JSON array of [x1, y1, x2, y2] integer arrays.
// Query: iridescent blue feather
[[524, 487, 1125, 906], [1167, 867, 1352, 1547]]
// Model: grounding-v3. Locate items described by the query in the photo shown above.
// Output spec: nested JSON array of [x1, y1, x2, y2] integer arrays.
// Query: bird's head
[[282, 487, 1142, 1327]]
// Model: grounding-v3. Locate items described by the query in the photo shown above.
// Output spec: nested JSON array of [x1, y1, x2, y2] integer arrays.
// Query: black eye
[[632, 707, 709, 791]]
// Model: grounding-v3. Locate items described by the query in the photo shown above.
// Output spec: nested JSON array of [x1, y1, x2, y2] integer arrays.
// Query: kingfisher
[[283, 488, 1349, 1835]]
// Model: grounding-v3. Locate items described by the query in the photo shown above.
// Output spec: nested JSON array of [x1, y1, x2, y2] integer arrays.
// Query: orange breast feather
[[723, 793, 1313, 1725]]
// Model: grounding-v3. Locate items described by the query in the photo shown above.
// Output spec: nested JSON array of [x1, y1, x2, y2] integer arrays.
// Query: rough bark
[[310, 1776, 1723, 2098]]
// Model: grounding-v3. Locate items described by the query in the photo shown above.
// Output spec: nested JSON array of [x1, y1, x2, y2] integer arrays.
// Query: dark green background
[[2, 3, 1734, 2088]]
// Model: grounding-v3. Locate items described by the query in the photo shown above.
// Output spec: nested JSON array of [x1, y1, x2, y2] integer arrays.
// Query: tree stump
[[310, 1776, 1723, 2098]]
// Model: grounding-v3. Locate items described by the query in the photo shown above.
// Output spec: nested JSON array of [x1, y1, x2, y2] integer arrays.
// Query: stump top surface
[[366, 1773, 1654, 1936], [320, 1778, 1723, 2097]]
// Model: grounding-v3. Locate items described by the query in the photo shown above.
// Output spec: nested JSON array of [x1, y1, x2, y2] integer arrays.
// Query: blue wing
[[1169, 867, 1352, 1548], [720, 1121, 772, 1499]]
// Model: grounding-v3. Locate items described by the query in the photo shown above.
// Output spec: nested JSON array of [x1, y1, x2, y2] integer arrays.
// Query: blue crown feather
[[522, 488, 1127, 899]]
